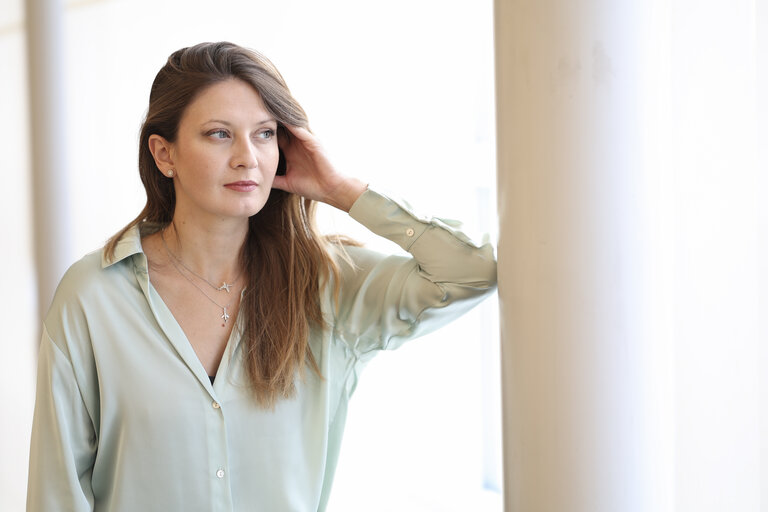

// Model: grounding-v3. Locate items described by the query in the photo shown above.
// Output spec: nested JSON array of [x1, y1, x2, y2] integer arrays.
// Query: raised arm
[[272, 124, 497, 359], [332, 187, 497, 360]]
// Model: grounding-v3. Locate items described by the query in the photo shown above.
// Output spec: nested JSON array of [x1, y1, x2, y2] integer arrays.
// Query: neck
[[163, 215, 248, 285]]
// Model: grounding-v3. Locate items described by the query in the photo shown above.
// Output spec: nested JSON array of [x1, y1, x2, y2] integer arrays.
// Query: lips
[[224, 180, 258, 192]]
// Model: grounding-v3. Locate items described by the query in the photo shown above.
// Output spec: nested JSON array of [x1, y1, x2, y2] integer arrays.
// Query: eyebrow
[[203, 118, 277, 127]]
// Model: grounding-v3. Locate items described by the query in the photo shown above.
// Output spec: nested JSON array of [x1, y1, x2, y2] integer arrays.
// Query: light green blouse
[[27, 187, 497, 512]]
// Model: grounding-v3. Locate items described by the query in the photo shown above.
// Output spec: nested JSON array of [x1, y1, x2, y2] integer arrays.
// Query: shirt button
[[212, 401, 220, 409], [216, 468, 225, 478], [406, 228, 415, 237]]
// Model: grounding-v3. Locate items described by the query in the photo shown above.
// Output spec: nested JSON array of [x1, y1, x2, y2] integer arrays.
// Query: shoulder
[[41, 251, 104, 358], [52, 223, 146, 307], [45, 240, 142, 346], [52, 250, 109, 303], [53, 248, 130, 305], [63, 248, 109, 280]]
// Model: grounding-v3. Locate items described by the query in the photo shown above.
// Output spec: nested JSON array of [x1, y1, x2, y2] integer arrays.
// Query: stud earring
[[167, 169, 175, 177]]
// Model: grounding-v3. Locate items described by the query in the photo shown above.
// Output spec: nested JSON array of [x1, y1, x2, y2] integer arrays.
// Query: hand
[[271, 124, 367, 212]]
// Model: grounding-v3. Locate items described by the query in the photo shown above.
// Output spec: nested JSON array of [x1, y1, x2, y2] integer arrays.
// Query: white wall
[[0, 1, 37, 510]]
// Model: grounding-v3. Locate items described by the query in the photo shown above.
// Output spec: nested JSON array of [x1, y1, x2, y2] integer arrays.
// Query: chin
[[239, 200, 270, 218]]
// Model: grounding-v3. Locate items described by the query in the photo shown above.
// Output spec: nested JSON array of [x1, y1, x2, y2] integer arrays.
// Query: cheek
[[173, 143, 209, 170], [263, 145, 281, 176]]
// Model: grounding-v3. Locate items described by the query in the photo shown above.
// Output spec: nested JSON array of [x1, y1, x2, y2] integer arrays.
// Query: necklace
[[161, 227, 243, 293], [162, 235, 236, 327]]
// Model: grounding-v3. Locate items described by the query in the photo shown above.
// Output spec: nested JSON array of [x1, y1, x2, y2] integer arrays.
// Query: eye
[[258, 129, 275, 140], [207, 129, 229, 139]]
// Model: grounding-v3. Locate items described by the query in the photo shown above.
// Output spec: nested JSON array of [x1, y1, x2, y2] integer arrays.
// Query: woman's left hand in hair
[[271, 125, 367, 212]]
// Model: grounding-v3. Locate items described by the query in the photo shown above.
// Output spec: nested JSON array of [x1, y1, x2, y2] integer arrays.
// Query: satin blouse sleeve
[[330, 186, 497, 362], [27, 325, 97, 512]]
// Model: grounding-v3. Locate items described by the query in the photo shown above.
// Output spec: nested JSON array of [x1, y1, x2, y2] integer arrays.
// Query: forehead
[[180, 78, 270, 124]]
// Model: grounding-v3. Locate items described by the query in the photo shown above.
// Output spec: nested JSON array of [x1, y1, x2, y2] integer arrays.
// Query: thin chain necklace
[[161, 226, 243, 293], [161, 232, 237, 327]]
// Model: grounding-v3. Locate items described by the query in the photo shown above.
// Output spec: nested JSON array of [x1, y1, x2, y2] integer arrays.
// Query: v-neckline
[[144, 277, 243, 394]]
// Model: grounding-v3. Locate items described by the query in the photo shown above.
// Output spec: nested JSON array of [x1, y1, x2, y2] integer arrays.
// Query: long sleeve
[[332, 187, 497, 361], [27, 326, 97, 512]]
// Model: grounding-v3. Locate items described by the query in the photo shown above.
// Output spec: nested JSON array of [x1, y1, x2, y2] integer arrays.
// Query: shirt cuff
[[347, 187, 429, 252]]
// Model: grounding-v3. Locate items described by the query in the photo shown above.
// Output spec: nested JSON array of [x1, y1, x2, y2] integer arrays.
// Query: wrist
[[324, 177, 368, 213]]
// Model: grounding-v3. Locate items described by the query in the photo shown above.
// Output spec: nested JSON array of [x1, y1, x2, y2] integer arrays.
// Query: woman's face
[[167, 78, 280, 224]]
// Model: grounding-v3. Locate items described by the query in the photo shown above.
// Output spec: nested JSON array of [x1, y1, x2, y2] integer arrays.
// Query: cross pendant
[[221, 307, 230, 323], [218, 282, 232, 293]]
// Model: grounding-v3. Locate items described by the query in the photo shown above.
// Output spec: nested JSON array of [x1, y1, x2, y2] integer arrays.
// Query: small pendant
[[218, 282, 232, 293], [221, 307, 230, 323]]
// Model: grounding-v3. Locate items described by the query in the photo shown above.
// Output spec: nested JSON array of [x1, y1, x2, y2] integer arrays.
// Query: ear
[[148, 134, 175, 174]]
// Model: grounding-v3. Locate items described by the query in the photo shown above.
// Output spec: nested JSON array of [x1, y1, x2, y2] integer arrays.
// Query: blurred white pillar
[[759, 3, 768, 511], [25, 0, 72, 321], [494, 1, 665, 510]]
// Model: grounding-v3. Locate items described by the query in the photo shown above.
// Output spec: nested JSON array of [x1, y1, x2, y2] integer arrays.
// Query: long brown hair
[[106, 42, 342, 408]]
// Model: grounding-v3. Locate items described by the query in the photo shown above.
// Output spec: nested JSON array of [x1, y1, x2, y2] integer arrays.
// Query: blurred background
[[0, 0, 500, 510]]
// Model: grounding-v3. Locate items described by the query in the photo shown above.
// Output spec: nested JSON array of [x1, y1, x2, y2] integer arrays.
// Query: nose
[[230, 136, 258, 170]]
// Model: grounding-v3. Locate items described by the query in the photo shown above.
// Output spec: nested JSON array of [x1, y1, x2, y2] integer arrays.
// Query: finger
[[283, 123, 314, 142], [271, 175, 289, 191]]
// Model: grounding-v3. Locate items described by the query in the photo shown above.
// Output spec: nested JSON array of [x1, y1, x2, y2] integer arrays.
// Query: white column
[[25, 0, 72, 321], [759, 3, 768, 511], [495, 1, 666, 510]]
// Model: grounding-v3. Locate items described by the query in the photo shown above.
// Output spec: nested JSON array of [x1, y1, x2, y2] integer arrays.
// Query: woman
[[27, 42, 497, 511]]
